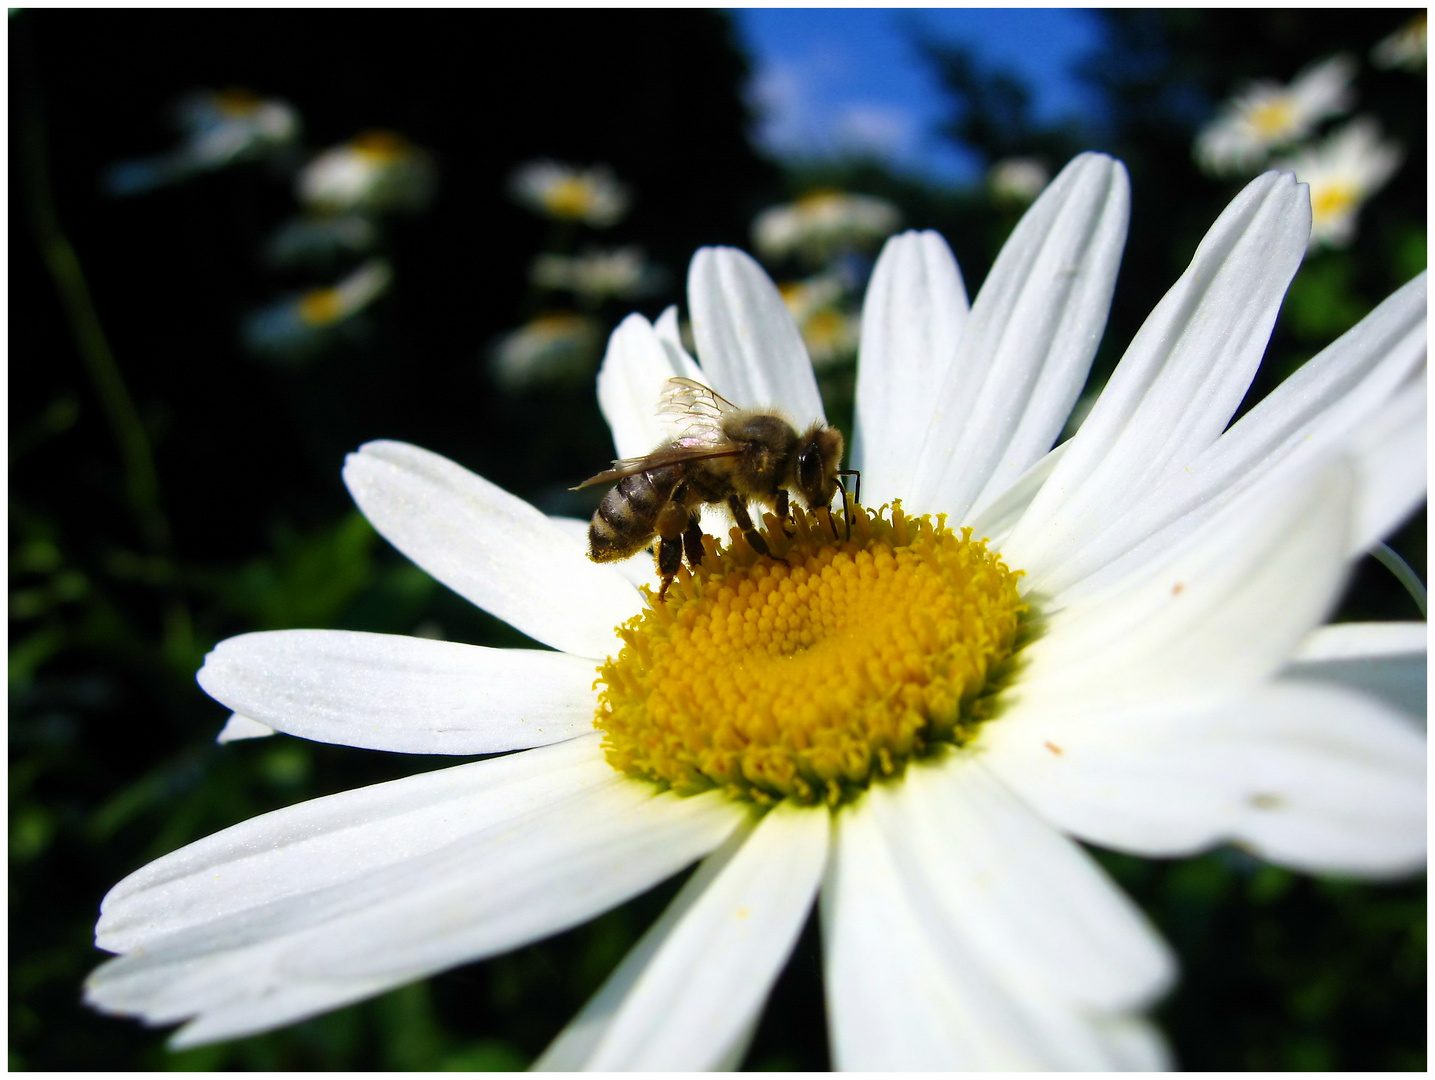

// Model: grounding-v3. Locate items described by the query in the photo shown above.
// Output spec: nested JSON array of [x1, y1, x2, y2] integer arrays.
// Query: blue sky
[[731, 9, 1106, 185]]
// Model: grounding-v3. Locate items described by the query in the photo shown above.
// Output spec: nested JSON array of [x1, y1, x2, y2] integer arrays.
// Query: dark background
[[11, 9, 1425, 1070]]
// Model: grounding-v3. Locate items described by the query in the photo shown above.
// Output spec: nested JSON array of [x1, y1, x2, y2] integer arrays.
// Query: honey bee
[[573, 377, 857, 598]]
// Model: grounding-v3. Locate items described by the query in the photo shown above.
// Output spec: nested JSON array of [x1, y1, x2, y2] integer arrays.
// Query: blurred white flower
[[1194, 55, 1356, 175], [103, 88, 300, 197], [1372, 12, 1426, 72], [509, 161, 630, 227], [530, 247, 659, 303], [265, 214, 379, 268], [1272, 117, 1404, 249], [243, 259, 393, 361], [298, 131, 435, 216], [752, 190, 901, 264], [490, 311, 604, 390], [779, 274, 860, 369], [988, 157, 1050, 204]]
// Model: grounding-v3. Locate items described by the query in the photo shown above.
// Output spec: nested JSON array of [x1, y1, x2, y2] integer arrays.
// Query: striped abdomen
[[587, 464, 683, 562]]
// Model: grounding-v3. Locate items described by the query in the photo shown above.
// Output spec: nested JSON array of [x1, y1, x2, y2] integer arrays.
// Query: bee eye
[[798, 445, 821, 496]]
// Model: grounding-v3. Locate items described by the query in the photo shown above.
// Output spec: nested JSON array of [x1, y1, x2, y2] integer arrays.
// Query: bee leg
[[774, 489, 794, 536], [837, 470, 860, 537], [728, 494, 785, 562], [653, 494, 693, 601], [682, 512, 705, 569], [656, 533, 684, 601]]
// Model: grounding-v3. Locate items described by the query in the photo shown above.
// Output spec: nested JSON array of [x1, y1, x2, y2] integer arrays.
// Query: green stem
[[1372, 542, 1427, 619], [16, 25, 195, 667], [17, 33, 170, 554]]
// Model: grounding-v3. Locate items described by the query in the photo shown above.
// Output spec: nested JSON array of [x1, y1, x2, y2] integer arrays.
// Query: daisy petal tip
[[216, 713, 276, 745], [1061, 150, 1127, 193], [610, 309, 657, 344], [341, 440, 403, 495], [348, 437, 406, 463]]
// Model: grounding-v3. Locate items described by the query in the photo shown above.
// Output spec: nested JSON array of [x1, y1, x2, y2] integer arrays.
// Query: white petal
[[1286, 621, 1427, 720], [548, 514, 656, 589], [1029, 271, 1426, 600], [908, 153, 1130, 521], [654, 304, 682, 347], [1004, 171, 1311, 585], [1346, 372, 1426, 553], [532, 823, 758, 1071], [1011, 457, 1352, 713], [87, 735, 745, 1045], [216, 714, 274, 743], [653, 304, 704, 379], [968, 442, 1067, 551], [823, 798, 1164, 1070], [343, 440, 642, 659], [981, 680, 1427, 877], [867, 752, 1174, 1014], [596, 313, 702, 461], [94, 735, 603, 952], [688, 246, 825, 421], [197, 629, 598, 755], [1092, 1015, 1174, 1071], [852, 229, 968, 502], [564, 801, 826, 1070]]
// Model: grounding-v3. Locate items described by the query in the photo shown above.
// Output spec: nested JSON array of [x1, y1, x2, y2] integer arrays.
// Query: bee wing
[[570, 440, 743, 490], [657, 377, 741, 439]]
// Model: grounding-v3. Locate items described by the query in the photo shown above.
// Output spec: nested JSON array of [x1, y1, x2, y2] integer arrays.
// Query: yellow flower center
[[544, 178, 597, 219], [804, 309, 847, 349], [1310, 181, 1358, 224], [298, 288, 345, 326], [595, 502, 1026, 806], [1248, 98, 1296, 140], [215, 88, 262, 117], [795, 189, 844, 215], [351, 131, 408, 163]]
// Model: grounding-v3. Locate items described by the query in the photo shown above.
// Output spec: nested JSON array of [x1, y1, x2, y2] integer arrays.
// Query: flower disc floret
[[595, 503, 1025, 805]]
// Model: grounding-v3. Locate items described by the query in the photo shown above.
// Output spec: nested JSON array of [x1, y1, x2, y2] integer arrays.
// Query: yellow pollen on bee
[[594, 502, 1026, 806], [1247, 99, 1296, 139]]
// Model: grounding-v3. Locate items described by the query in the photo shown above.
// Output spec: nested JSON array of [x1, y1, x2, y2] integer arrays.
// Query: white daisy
[[87, 153, 1427, 1068], [298, 131, 435, 216], [529, 247, 657, 303], [103, 88, 300, 199], [265, 213, 379, 269], [1271, 117, 1404, 250], [489, 311, 604, 390], [988, 156, 1051, 204], [509, 161, 630, 228], [1371, 12, 1426, 73], [243, 259, 393, 362], [779, 274, 860, 369], [1195, 54, 1356, 176], [752, 190, 901, 265]]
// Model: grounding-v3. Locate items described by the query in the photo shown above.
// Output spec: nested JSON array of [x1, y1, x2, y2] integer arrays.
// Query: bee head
[[795, 424, 845, 509]]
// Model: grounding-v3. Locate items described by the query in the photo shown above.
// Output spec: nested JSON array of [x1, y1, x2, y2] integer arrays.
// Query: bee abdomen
[[587, 467, 679, 562]]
